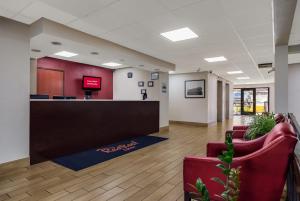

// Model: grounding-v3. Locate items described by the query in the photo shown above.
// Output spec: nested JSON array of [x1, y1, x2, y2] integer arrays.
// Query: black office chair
[[53, 96, 65, 99], [30, 94, 49, 99], [65, 96, 76, 99]]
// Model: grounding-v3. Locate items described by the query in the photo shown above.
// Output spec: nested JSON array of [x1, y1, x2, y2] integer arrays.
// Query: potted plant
[[245, 113, 276, 140], [190, 134, 241, 201]]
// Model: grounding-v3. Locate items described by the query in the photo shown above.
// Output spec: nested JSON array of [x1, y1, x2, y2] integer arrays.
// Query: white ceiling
[[0, 0, 299, 84]]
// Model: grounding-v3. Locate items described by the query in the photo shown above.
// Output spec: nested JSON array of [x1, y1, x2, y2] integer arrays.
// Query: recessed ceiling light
[[237, 77, 250, 80], [91, 52, 99, 55], [204, 56, 227, 62], [51, 41, 62, 45], [227, 70, 243, 75], [54, 51, 78, 58], [31, 49, 41, 53], [160, 27, 198, 42], [102, 62, 122, 67]]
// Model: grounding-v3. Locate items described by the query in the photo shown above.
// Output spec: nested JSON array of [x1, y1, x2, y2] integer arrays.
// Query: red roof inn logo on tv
[[82, 76, 101, 90], [97, 141, 138, 153]]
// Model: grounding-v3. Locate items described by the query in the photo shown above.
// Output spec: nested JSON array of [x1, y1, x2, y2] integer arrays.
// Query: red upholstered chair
[[183, 123, 297, 201], [232, 125, 249, 131]]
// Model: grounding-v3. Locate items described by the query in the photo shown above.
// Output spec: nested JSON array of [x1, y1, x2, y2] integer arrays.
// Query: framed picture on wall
[[138, 81, 144, 87], [151, 72, 159, 80], [185, 80, 205, 98], [162, 82, 167, 93], [127, 72, 133, 78], [148, 81, 154, 87]]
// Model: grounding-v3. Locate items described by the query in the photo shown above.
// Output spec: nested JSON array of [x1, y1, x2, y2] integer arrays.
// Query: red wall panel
[[37, 57, 113, 99]]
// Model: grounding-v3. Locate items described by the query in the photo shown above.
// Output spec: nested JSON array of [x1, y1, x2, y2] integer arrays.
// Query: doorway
[[241, 88, 256, 115], [233, 87, 269, 115], [37, 68, 64, 98], [225, 83, 230, 119], [217, 81, 223, 122]]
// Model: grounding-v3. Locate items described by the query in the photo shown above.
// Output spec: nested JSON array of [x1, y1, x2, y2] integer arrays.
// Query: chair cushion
[[263, 122, 295, 147]]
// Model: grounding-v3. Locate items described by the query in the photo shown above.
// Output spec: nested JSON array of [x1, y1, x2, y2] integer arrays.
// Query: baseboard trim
[[169, 120, 216, 127], [159, 126, 169, 133]]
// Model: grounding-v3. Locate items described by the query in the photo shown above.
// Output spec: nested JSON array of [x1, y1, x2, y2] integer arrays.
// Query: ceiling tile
[[40, 0, 118, 18], [20, 1, 77, 24], [0, 0, 35, 14]]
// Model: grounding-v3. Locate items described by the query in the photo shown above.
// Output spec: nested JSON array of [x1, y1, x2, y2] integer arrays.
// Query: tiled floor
[[0, 117, 286, 200]]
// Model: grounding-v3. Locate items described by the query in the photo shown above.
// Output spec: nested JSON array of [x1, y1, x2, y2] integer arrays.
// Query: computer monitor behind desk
[[30, 94, 49, 99], [53, 96, 65, 99]]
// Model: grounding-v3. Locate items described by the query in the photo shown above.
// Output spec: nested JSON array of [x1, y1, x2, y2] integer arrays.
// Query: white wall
[[207, 74, 218, 123], [169, 72, 209, 123], [234, 83, 275, 113], [207, 74, 233, 123], [169, 72, 233, 124], [289, 63, 300, 121], [30, 58, 37, 94], [113, 68, 169, 128], [0, 18, 30, 164]]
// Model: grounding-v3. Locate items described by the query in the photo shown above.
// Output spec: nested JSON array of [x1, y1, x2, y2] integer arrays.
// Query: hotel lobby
[[1, 0, 300, 201]]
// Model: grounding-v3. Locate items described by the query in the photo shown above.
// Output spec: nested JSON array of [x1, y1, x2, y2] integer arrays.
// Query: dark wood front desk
[[30, 100, 159, 164]]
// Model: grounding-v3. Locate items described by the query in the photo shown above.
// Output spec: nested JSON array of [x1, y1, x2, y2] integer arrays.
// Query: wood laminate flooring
[[0, 119, 285, 201]]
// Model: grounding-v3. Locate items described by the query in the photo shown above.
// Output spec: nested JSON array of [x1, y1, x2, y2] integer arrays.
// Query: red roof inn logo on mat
[[97, 141, 138, 153]]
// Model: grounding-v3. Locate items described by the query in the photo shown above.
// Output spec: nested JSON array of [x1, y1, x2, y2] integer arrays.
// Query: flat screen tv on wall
[[82, 76, 102, 90]]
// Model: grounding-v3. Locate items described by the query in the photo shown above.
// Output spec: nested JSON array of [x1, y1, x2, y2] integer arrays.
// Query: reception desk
[[30, 100, 159, 164]]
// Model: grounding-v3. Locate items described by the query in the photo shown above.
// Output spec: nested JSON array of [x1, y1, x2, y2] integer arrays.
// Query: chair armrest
[[183, 156, 225, 197], [230, 130, 247, 139], [233, 125, 249, 130], [207, 138, 265, 157]]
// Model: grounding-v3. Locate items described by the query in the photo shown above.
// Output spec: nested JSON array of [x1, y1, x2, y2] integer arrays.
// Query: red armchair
[[184, 123, 297, 201], [232, 125, 249, 130]]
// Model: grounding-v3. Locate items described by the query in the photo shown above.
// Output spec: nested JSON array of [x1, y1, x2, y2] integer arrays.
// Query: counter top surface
[[30, 99, 158, 102]]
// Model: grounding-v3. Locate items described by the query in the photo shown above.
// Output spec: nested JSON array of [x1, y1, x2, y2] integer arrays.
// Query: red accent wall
[[37, 57, 113, 99]]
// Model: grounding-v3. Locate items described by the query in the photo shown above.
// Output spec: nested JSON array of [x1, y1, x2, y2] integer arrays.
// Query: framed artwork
[[151, 72, 159, 80], [138, 81, 144, 87], [162, 82, 167, 93], [148, 81, 154, 87], [141, 89, 147, 94], [185, 80, 205, 98], [127, 72, 133, 78]]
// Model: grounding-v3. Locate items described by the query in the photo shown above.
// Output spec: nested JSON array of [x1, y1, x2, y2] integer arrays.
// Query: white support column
[[274, 45, 289, 113], [30, 58, 37, 94]]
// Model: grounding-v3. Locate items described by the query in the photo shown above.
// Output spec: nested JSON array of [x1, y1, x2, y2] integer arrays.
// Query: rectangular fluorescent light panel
[[204, 56, 227, 62], [102, 62, 122, 67], [54, 51, 78, 58], [237, 77, 250, 80], [161, 27, 198, 42], [227, 70, 243, 75]]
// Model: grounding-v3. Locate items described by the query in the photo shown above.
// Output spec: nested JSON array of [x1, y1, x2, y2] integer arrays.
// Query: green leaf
[[216, 164, 226, 171], [212, 177, 225, 186]]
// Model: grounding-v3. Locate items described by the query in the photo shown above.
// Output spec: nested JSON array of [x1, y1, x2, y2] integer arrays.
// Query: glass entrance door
[[241, 88, 256, 115]]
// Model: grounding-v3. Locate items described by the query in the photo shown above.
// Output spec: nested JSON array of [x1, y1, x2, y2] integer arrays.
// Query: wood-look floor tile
[[0, 121, 235, 201]]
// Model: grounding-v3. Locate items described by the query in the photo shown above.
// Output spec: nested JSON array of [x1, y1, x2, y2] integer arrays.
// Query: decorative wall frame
[[138, 81, 144, 87], [151, 72, 159, 80], [148, 81, 154, 87], [162, 82, 167, 93], [185, 80, 205, 98], [127, 72, 133, 78], [141, 89, 147, 94]]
